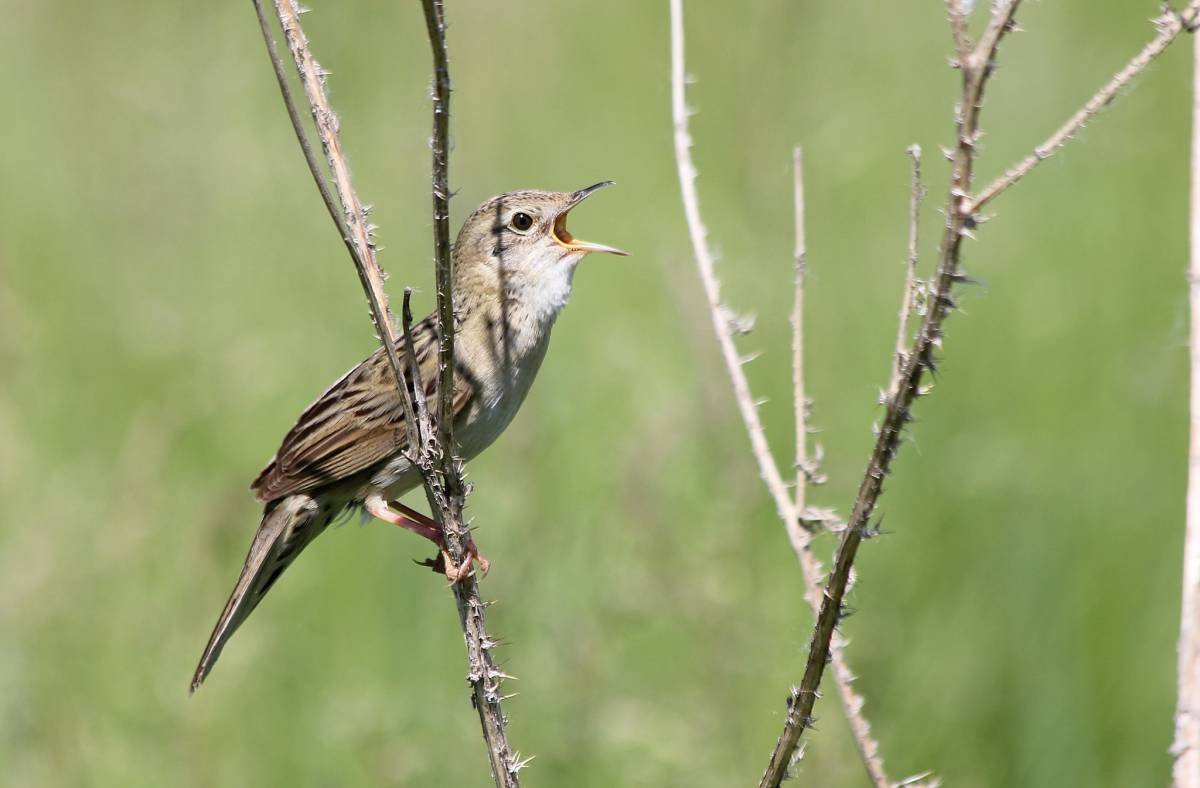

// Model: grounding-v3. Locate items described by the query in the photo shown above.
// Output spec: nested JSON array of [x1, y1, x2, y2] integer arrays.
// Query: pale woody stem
[[672, 3, 897, 785]]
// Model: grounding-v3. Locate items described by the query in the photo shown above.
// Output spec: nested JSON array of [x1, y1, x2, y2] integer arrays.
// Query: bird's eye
[[510, 212, 534, 232]]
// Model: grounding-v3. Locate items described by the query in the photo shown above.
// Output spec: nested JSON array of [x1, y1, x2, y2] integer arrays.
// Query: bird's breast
[[454, 320, 552, 462]]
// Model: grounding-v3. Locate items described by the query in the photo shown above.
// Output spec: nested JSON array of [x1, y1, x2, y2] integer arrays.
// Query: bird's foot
[[418, 539, 490, 584], [364, 494, 490, 583]]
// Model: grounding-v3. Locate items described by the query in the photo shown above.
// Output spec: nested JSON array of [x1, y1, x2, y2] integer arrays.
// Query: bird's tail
[[190, 495, 324, 692]]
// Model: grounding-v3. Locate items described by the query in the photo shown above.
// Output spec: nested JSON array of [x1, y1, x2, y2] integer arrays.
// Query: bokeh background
[[0, 1, 1193, 785]]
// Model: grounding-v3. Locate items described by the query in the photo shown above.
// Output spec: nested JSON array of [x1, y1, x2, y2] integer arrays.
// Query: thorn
[[721, 305, 757, 335], [862, 518, 882, 539]]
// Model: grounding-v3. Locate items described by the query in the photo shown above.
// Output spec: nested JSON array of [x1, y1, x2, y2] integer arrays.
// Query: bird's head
[[452, 182, 628, 323]]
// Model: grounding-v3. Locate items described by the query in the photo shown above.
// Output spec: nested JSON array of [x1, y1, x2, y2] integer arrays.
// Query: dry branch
[[251, 3, 521, 785], [792, 146, 809, 522], [669, 3, 899, 785], [791, 149, 893, 788], [755, 2, 1030, 784], [253, 0, 407, 394], [890, 145, 925, 398], [946, 0, 971, 68], [415, 2, 523, 785], [973, 2, 1200, 211], [420, 0, 457, 454], [1174, 22, 1200, 788], [753, 1, 1200, 784]]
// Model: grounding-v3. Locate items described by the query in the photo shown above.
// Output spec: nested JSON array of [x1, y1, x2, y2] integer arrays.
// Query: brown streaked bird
[[191, 183, 627, 692]]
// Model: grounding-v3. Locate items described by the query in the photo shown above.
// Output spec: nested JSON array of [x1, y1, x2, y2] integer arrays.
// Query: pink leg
[[363, 494, 489, 582], [363, 495, 442, 544]]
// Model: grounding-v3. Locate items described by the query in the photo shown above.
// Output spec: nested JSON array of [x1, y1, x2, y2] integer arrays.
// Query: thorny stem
[[253, 2, 520, 785], [757, 3, 1026, 785], [420, 0, 457, 460], [416, 3, 522, 785], [791, 149, 894, 788], [670, 0, 795, 530], [670, 3, 900, 785], [946, 0, 971, 68], [1174, 19, 1200, 788], [791, 146, 810, 527], [254, 0, 407, 399], [972, 2, 1200, 211], [890, 145, 925, 398]]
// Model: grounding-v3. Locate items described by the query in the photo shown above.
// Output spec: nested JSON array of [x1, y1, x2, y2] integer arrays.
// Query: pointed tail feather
[[191, 495, 323, 692]]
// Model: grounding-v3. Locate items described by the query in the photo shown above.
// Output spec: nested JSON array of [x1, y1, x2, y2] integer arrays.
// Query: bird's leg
[[363, 494, 442, 542], [390, 500, 491, 582], [363, 494, 489, 582]]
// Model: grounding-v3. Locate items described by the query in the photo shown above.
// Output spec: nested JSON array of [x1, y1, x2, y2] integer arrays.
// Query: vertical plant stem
[[420, 0, 457, 459], [256, 0, 407, 395], [791, 148, 894, 788], [757, 4, 1024, 784], [1174, 25, 1200, 788], [670, 4, 902, 784], [415, 4, 522, 785], [890, 145, 925, 397], [792, 146, 809, 521], [252, 3, 520, 784], [669, 0, 796, 529]]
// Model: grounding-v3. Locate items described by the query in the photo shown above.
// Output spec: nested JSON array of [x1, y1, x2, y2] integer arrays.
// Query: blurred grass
[[0, 1, 1192, 785]]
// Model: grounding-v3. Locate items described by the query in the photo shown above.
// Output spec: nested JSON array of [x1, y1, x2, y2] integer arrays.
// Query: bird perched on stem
[[191, 183, 626, 691]]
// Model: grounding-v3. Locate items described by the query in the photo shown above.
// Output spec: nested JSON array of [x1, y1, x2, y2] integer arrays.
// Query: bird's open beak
[[553, 181, 630, 256]]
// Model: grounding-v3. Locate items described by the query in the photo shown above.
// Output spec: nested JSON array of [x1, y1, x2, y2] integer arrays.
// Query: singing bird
[[191, 183, 627, 691]]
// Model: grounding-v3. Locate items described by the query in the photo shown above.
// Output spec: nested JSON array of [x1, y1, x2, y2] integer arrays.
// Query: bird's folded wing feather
[[251, 316, 471, 502]]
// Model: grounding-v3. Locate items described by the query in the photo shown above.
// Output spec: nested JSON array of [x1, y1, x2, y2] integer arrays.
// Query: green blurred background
[[0, 1, 1192, 785]]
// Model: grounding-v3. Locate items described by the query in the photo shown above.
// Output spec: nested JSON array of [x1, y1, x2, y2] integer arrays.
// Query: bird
[[191, 182, 627, 692]]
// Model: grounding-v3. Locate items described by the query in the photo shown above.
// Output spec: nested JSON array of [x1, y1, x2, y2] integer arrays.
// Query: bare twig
[[254, 0, 407, 396], [397, 290, 427, 452], [1173, 26, 1200, 788], [401, 295, 523, 788], [420, 0, 457, 457], [757, 3, 1026, 784], [762, 0, 1200, 781], [791, 146, 810, 533], [972, 0, 1020, 75], [945, 0, 971, 68], [791, 149, 894, 788], [973, 1, 1200, 211], [669, 0, 796, 531], [253, 3, 520, 785], [670, 4, 898, 784], [414, 3, 522, 785], [890, 145, 925, 397]]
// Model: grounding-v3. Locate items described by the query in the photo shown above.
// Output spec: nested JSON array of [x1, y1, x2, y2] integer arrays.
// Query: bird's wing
[[250, 316, 472, 502]]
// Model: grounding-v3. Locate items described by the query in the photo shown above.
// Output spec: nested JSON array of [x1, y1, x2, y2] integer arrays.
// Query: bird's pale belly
[[369, 332, 549, 501]]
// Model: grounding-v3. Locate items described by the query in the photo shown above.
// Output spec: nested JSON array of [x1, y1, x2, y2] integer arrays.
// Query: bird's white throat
[[514, 257, 579, 327]]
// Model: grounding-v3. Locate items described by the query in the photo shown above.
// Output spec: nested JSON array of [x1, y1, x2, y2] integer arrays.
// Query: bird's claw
[[417, 541, 490, 583]]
